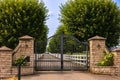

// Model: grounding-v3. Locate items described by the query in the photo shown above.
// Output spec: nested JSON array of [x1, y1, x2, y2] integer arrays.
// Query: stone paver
[[21, 71, 120, 80]]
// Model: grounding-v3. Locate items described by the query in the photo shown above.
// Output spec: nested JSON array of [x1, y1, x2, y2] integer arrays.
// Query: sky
[[42, 0, 120, 37]]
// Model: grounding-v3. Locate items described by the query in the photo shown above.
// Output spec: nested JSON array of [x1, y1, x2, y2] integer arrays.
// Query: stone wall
[[0, 46, 13, 78], [12, 67, 34, 76], [89, 35, 120, 75], [0, 35, 35, 79], [91, 66, 117, 75]]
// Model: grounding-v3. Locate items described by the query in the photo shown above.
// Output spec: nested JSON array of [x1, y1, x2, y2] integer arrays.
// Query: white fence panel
[[49, 53, 89, 66]]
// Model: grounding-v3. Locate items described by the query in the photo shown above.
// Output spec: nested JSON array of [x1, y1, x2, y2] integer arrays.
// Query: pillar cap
[[0, 46, 12, 51], [19, 35, 34, 40], [112, 48, 120, 52], [88, 35, 106, 41]]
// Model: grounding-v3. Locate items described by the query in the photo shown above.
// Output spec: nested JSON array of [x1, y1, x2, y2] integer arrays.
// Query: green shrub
[[97, 52, 114, 66], [13, 56, 27, 66]]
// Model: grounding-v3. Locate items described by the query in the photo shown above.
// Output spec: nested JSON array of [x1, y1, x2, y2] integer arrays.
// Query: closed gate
[[34, 34, 89, 71]]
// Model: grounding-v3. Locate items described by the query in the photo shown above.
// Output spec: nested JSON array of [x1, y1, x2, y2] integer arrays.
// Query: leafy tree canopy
[[0, 0, 48, 49], [55, 24, 70, 35], [60, 0, 120, 47]]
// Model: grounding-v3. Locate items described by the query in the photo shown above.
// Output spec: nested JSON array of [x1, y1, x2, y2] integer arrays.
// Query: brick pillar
[[18, 35, 34, 68], [88, 36, 106, 72], [112, 48, 120, 75], [0, 46, 13, 78]]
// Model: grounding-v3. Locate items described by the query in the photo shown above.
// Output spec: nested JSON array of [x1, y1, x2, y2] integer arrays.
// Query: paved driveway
[[22, 71, 120, 80]]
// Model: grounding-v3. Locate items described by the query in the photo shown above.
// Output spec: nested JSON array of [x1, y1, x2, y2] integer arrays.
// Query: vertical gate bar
[[18, 65, 21, 80], [60, 34, 64, 70], [86, 44, 89, 70], [35, 42, 37, 70]]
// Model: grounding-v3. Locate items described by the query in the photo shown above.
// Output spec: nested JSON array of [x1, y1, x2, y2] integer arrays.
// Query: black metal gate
[[34, 34, 89, 71]]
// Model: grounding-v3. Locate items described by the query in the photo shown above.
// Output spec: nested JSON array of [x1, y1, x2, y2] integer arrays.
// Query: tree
[[47, 35, 61, 53], [60, 0, 120, 47], [0, 0, 48, 49], [55, 24, 70, 35]]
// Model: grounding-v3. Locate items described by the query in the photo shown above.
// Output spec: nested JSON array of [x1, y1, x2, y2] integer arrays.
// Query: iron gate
[[34, 34, 89, 71]]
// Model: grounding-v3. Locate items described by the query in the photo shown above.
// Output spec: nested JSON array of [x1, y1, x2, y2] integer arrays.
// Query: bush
[[13, 56, 27, 66], [97, 52, 114, 66]]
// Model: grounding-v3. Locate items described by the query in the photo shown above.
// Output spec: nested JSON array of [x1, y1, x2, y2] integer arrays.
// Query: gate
[[34, 34, 89, 71]]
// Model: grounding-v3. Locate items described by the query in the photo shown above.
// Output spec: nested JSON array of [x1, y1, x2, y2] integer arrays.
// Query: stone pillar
[[88, 36, 106, 72], [0, 46, 13, 78], [112, 48, 120, 75], [12, 35, 35, 75], [18, 35, 34, 69]]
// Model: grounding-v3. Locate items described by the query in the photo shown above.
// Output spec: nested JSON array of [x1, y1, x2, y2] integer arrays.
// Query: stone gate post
[[88, 36, 106, 72], [18, 35, 34, 67], [0, 46, 13, 78], [11, 35, 35, 75], [112, 49, 120, 75]]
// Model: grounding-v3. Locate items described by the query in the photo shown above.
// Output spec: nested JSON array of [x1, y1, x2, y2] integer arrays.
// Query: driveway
[[22, 71, 120, 80]]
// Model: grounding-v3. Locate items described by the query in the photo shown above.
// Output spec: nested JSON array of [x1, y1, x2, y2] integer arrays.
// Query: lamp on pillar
[[97, 44, 101, 49], [25, 40, 28, 47]]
